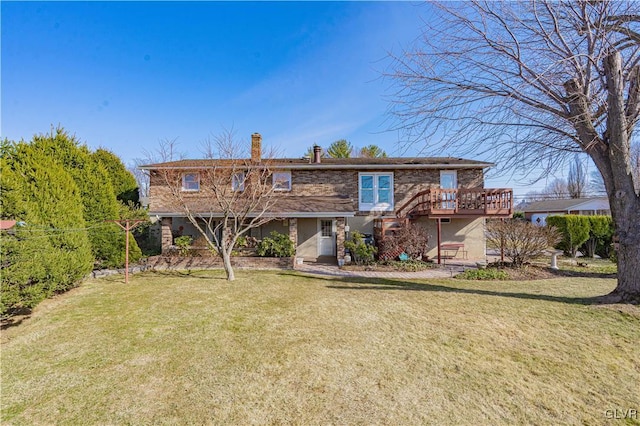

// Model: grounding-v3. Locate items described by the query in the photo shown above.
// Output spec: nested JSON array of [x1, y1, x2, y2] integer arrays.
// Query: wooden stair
[[373, 217, 409, 260]]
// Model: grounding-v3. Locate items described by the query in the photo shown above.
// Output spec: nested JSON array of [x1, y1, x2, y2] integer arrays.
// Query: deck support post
[[437, 218, 442, 265]]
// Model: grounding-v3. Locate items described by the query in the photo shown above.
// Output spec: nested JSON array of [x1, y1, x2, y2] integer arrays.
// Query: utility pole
[[109, 219, 146, 283]]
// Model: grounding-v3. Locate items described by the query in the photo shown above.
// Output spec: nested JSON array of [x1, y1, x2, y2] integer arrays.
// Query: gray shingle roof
[[522, 197, 609, 212], [140, 156, 493, 170]]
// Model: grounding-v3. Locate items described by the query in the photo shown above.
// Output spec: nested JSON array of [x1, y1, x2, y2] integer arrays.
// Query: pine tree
[[326, 139, 353, 158], [93, 148, 140, 204], [30, 128, 141, 267], [1, 141, 93, 315]]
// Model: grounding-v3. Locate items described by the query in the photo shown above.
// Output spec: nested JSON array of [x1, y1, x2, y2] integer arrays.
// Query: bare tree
[[128, 159, 150, 198], [134, 138, 184, 199], [546, 178, 571, 199], [567, 156, 589, 198], [632, 141, 640, 192], [378, 222, 429, 260], [523, 178, 568, 202], [590, 169, 607, 196], [148, 130, 279, 281], [486, 220, 561, 268], [388, 1, 640, 302]]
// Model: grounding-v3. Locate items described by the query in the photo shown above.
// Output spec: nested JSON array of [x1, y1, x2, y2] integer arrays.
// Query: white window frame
[[273, 171, 292, 191], [440, 170, 458, 209], [440, 170, 458, 189], [358, 172, 393, 212], [182, 173, 200, 192], [232, 171, 245, 192]]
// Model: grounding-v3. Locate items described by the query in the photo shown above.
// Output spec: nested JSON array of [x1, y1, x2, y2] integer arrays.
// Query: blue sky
[[1, 1, 547, 194]]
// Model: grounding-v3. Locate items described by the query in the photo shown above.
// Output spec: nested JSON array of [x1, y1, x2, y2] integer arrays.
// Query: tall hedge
[[30, 129, 141, 267], [582, 215, 614, 258], [1, 142, 93, 316], [546, 215, 592, 257]]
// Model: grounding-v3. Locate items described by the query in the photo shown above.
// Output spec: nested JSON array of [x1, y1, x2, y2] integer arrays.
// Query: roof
[[140, 156, 494, 170], [149, 196, 356, 218], [271, 196, 356, 217], [522, 197, 609, 213]]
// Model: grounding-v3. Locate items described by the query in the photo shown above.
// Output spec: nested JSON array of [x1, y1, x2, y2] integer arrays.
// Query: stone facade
[[288, 218, 298, 253], [161, 217, 173, 251], [336, 217, 346, 261], [148, 167, 484, 214], [289, 169, 359, 197]]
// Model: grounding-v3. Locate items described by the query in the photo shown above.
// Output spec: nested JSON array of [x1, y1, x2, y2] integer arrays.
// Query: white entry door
[[318, 219, 336, 256], [440, 170, 458, 209]]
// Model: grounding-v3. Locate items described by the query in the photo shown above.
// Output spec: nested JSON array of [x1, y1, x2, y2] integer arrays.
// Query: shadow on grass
[[280, 271, 604, 306], [1, 313, 30, 330], [133, 269, 229, 281], [547, 269, 617, 279]]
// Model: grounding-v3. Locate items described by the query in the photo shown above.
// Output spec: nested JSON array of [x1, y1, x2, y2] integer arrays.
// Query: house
[[522, 197, 610, 226], [141, 133, 513, 263]]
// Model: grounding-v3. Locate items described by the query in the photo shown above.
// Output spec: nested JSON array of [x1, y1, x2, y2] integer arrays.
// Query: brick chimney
[[251, 133, 262, 162], [313, 145, 322, 164]]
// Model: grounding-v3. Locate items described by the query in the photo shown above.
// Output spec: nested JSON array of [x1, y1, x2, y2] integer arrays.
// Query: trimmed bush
[[546, 215, 591, 257], [174, 235, 193, 256], [345, 231, 377, 265], [456, 268, 509, 280], [256, 231, 295, 257], [581, 215, 614, 258], [377, 259, 434, 272]]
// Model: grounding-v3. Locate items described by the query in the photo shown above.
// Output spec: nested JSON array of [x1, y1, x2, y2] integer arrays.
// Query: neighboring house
[[141, 133, 513, 263], [522, 197, 610, 226]]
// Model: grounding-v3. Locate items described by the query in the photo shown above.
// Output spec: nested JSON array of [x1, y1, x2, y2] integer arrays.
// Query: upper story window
[[273, 171, 292, 191], [232, 172, 245, 192], [359, 172, 393, 211], [182, 173, 200, 191]]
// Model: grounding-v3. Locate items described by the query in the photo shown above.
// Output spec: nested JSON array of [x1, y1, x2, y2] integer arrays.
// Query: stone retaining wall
[[88, 256, 294, 279], [141, 255, 294, 271]]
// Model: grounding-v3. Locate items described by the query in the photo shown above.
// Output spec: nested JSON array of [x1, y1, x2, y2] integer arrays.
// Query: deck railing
[[395, 188, 513, 218]]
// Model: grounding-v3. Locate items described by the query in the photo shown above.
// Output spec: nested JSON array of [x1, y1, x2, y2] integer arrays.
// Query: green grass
[[2, 271, 639, 425], [558, 257, 618, 275]]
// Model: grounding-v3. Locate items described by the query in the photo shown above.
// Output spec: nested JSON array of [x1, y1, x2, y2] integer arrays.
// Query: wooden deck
[[396, 188, 513, 219]]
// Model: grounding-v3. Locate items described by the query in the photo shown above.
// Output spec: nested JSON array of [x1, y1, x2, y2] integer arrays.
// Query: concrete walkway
[[295, 260, 482, 279]]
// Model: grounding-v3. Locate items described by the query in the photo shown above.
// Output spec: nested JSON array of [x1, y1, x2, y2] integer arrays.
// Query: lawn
[[2, 270, 639, 425]]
